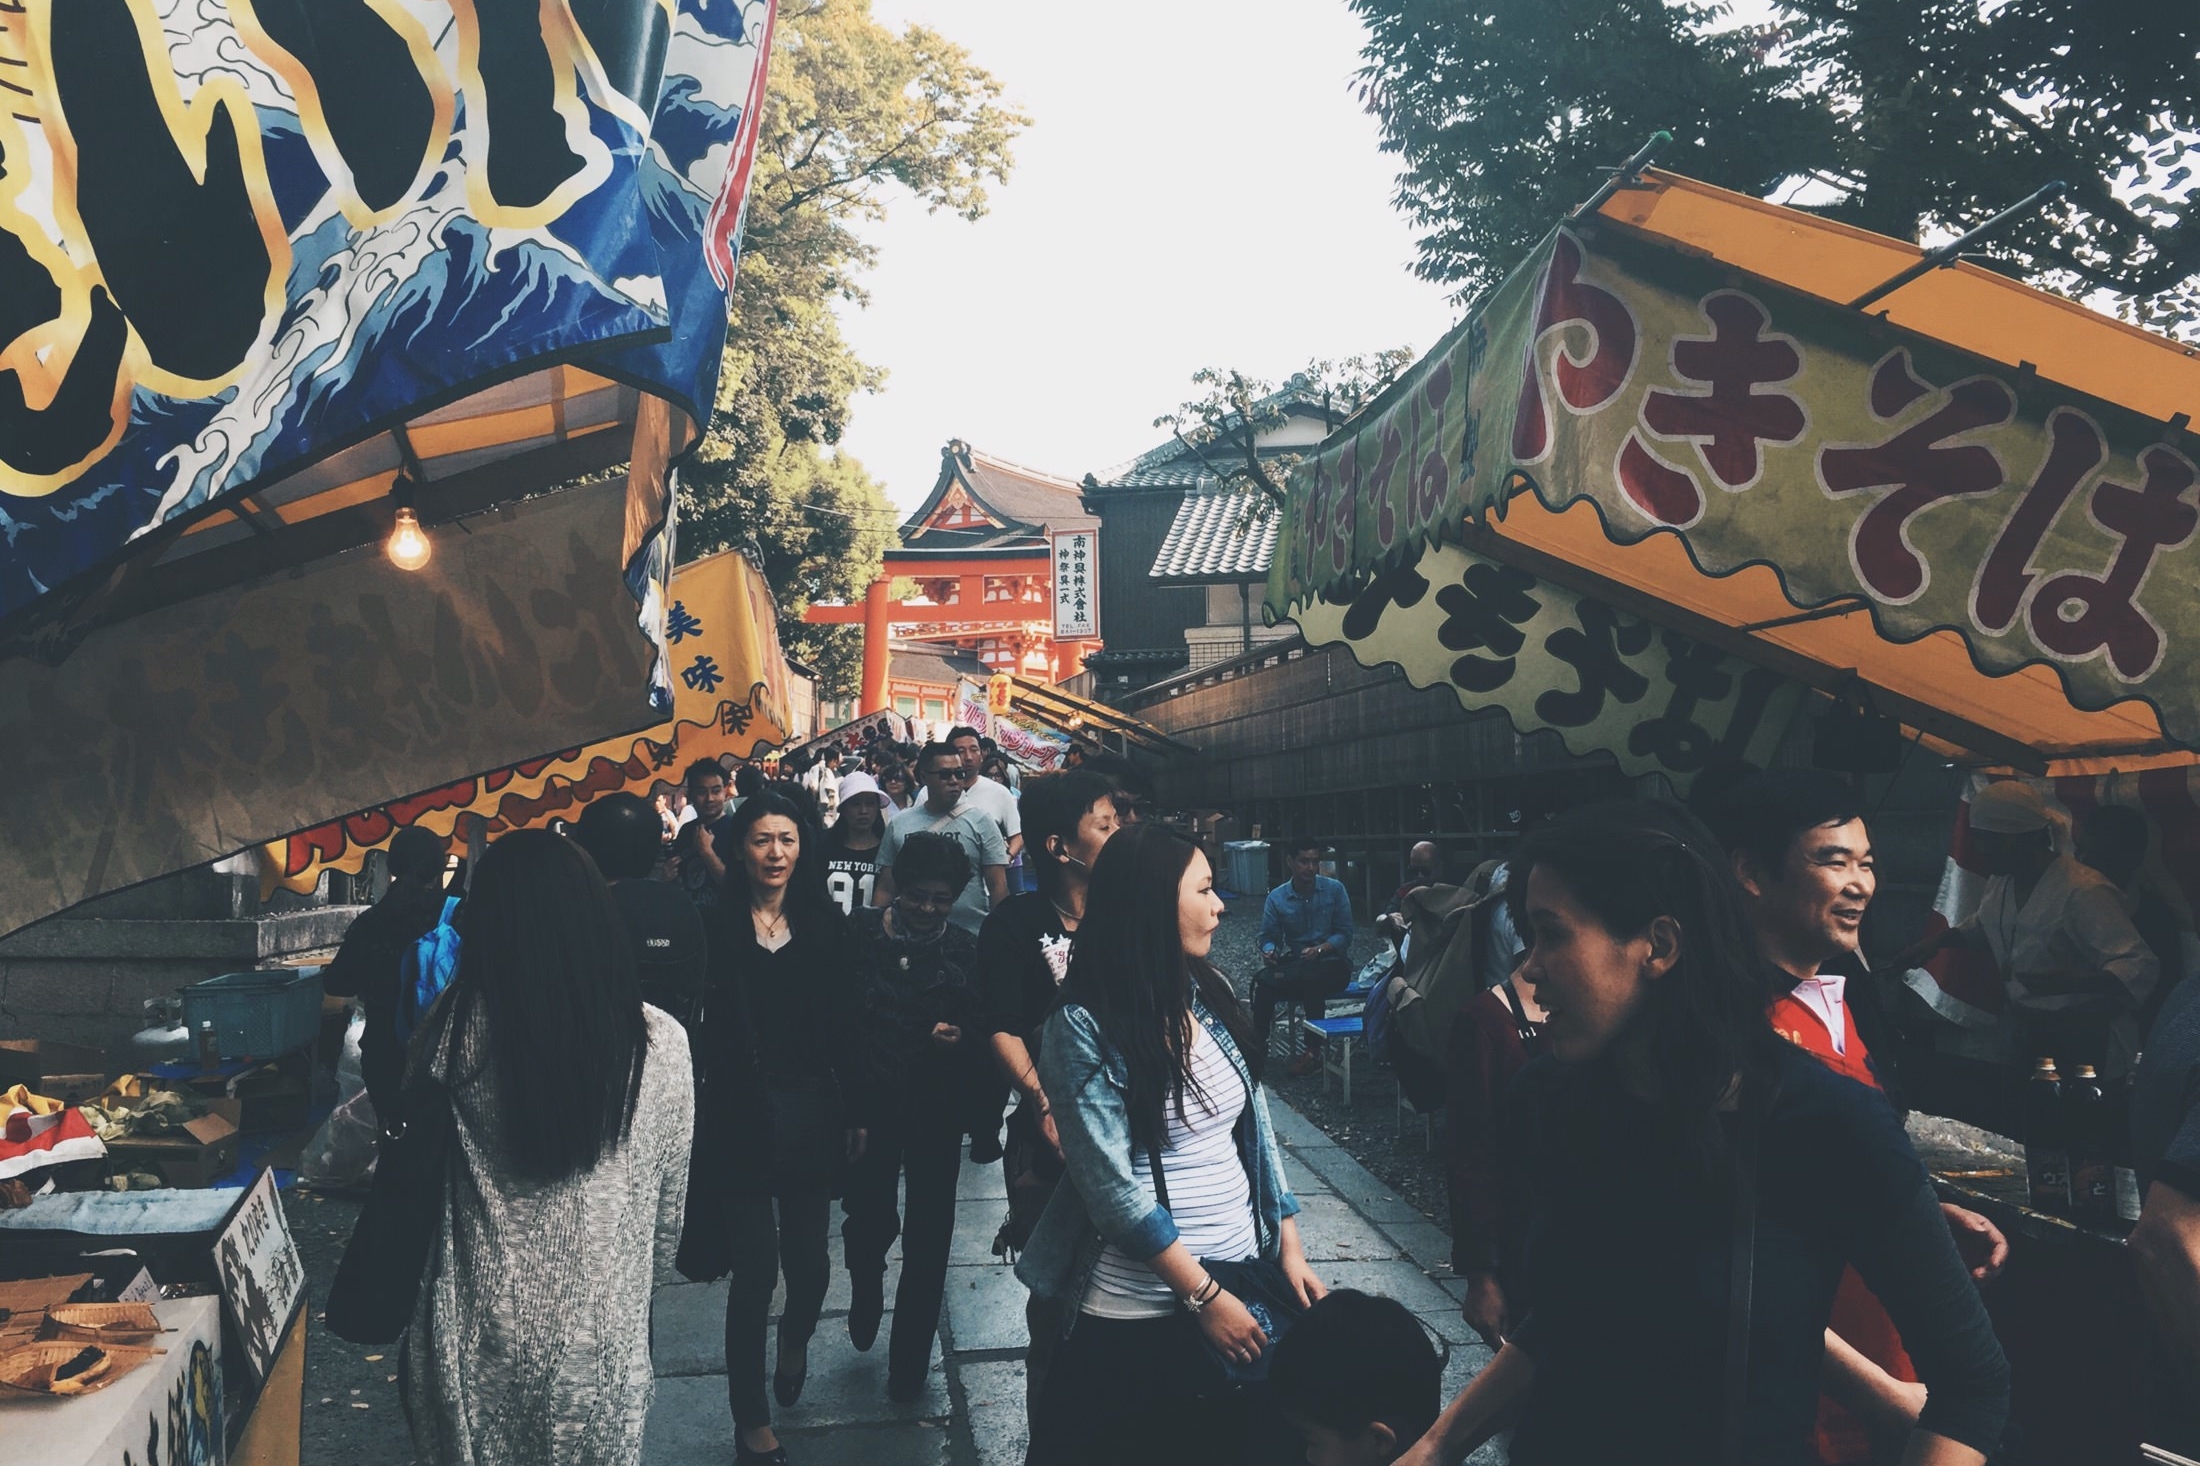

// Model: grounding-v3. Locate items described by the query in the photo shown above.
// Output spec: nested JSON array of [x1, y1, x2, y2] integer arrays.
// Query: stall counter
[[0, 1296, 224, 1465]]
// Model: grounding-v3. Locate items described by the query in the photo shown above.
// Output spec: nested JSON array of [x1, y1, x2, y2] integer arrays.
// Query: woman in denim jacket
[[1016, 824, 1324, 1466]]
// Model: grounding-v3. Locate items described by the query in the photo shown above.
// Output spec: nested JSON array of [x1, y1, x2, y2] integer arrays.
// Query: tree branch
[[774, 111, 953, 216]]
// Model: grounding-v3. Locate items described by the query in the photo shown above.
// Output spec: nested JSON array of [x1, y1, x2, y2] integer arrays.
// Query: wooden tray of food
[[0, 1339, 164, 1397], [44, 1303, 165, 1346]]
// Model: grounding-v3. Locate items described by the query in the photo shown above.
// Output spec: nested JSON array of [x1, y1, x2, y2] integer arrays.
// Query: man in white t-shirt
[[948, 724, 1022, 862], [1901, 780, 2158, 1079]]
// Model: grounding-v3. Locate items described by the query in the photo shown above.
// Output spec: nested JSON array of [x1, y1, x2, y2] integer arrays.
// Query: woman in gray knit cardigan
[[402, 829, 695, 1466]]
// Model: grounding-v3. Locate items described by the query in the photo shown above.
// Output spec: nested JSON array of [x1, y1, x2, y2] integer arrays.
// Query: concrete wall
[[0, 866, 364, 1074]]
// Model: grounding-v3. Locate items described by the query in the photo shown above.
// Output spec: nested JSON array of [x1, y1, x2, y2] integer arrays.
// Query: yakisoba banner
[[260, 548, 792, 895], [1268, 221, 2200, 750], [0, 0, 776, 621]]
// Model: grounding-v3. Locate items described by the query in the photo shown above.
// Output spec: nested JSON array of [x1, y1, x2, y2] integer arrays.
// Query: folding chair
[[1302, 1015, 1364, 1105]]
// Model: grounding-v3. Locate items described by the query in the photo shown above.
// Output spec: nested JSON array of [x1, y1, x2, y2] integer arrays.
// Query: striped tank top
[[1082, 1019, 1259, 1318]]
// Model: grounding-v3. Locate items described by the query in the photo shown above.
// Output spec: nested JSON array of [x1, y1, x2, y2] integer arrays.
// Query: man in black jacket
[[321, 826, 449, 1121], [574, 793, 709, 1033]]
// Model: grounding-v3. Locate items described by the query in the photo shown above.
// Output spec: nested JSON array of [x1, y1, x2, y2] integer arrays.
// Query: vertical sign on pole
[[1050, 529, 1099, 642]]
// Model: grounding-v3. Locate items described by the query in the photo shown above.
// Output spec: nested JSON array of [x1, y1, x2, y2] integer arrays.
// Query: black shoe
[[887, 1370, 927, 1403], [772, 1336, 809, 1407], [848, 1271, 884, 1352], [734, 1438, 788, 1465], [969, 1129, 1004, 1165]]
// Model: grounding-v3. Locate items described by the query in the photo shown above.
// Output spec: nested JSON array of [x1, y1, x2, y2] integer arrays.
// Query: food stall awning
[[1267, 169, 2200, 778], [0, 0, 781, 934], [1003, 677, 1199, 758], [257, 549, 795, 896]]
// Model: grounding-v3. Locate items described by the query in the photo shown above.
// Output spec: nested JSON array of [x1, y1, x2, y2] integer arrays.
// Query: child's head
[[1267, 1290, 1442, 1466]]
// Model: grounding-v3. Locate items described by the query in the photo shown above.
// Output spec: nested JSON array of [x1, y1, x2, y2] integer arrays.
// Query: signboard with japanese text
[[215, 1169, 304, 1385], [1267, 221, 2200, 751], [1052, 529, 1099, 640], [259, 548, 793, 895], [1293, 539, 1808, 789]]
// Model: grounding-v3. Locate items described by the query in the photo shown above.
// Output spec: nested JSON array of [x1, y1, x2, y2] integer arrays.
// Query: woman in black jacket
[[691, 791, 861, 1466], [1398, 801, 2008, 1466]]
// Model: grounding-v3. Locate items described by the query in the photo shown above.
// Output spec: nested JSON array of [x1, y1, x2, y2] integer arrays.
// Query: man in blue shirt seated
[[1256, 838, 1355, 1078]]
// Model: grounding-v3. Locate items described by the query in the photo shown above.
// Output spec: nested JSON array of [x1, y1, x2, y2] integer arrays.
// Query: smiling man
[[1712, 771, 2009, 1466]]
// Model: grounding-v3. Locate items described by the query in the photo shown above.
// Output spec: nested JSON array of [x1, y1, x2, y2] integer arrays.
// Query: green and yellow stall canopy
[[1268, 170, 2200, 780]]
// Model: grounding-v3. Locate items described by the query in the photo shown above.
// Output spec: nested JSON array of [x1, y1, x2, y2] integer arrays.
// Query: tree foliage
[[1352, 0, 2200, 328], [678, 0, 1028, 697], [1153, 352, 1416, 504]]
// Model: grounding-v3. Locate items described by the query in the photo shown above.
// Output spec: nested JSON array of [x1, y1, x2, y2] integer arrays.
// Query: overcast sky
[[833, 0, 1458, 510]]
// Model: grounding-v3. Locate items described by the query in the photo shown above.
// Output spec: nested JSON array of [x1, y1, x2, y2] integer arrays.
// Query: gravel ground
[[1209, 895, 1456, 1231]]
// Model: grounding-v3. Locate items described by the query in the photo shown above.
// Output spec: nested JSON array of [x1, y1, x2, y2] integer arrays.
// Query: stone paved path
[[642, 1094, 1501, 1465]]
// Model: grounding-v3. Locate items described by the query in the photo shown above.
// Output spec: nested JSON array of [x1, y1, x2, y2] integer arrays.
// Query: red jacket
[[1768, 986, 1920, 1466]]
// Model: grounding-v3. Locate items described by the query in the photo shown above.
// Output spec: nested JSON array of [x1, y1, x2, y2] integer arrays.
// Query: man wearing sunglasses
[[948, 724, 1024, 864], [873, 742, 1011, 936]]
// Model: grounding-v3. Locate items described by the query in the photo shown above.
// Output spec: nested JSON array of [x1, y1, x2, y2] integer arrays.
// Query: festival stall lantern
[[261, 547, 795, 894], [0, 0, 782, 938], [1266, 162, 2200, 1459]]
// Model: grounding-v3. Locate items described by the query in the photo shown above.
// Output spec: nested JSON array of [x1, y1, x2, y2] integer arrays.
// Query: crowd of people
[[320, 742, 2200, 1466]]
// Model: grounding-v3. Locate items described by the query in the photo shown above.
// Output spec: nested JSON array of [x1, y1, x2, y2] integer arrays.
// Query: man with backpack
[[1256, 840, 1356, 1077]]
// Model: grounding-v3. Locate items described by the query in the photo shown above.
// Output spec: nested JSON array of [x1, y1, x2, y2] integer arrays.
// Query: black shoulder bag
[[1152, 1132, 1308, 1397], [327, 1006, 459, 1344]]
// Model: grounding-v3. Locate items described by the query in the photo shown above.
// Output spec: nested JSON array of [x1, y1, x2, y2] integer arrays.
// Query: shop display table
[[0, 1296, 224, 1466]]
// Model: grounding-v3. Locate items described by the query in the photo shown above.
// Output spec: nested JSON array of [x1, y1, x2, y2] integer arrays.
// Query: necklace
[[1049, 899, 1081, 929], [752, 907, 788, 940]]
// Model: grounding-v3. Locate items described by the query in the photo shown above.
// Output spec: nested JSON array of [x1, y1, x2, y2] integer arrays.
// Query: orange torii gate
[[806, 440, 1099, 714]]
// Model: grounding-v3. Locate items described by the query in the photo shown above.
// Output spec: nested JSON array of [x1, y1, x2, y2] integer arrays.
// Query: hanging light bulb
[[386, 475, 431, 571]]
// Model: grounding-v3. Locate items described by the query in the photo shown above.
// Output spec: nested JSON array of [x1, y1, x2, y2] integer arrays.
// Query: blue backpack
[[396, 896, 462, 1042]]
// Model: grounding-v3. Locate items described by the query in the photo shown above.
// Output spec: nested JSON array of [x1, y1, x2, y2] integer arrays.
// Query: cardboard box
[[102, 1100, 242, 1189], [232, 1067, 311, 1135], [0, 1039, 108, 1104]]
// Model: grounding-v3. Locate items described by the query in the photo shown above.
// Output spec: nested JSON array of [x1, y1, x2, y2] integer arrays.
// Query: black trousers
[[724, 1188, 832, 1430], [841, 1103, 964, 1384], [1030, 1314, 1251, 1466], [1253, 955, 1350, 1048]]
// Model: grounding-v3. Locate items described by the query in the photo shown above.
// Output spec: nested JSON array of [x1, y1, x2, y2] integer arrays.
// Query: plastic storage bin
[[1221, 840, 1270, 898], [180, 968, 324, 1060]]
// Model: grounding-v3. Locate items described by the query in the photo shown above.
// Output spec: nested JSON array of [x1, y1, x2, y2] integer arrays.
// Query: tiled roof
[[1148, 488, 1279, 582], [886, 638, 990, 688], [959, 449, 1093, 530]]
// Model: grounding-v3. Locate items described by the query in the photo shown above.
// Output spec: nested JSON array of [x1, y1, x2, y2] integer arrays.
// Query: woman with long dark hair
[[1017, 824, 1324, 1466], [402, 829, 693, 1466], [689, 791, 861, 1466], [1398, 801, 2008, 1466]]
